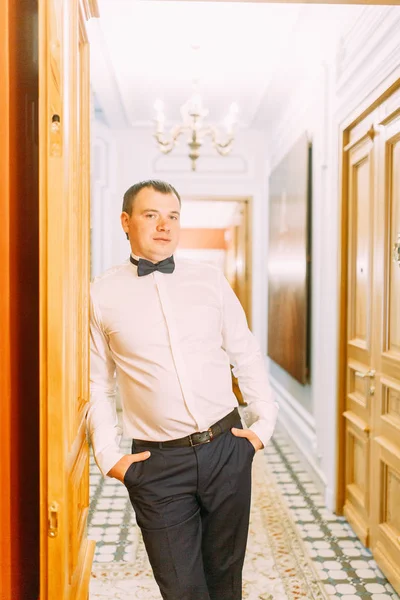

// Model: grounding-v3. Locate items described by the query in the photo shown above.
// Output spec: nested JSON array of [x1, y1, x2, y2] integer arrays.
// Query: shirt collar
[[130, 252, 175, 265]]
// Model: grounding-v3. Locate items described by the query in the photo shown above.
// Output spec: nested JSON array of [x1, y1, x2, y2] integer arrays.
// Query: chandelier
[[153, 83, 239, 172]]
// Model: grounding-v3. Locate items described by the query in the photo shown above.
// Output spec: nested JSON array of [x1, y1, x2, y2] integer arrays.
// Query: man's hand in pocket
[[231, 428, 263, 452], [107, 452, 151, 483]]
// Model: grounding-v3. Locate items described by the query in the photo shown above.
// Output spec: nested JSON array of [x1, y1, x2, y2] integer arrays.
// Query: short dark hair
[[122, 180, 181, 215]]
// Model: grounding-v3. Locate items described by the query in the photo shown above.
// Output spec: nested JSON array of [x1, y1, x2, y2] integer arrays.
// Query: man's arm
[[87, 291, 126, 477], [87, 291, 151, 480], [219, 273, 278, 448]]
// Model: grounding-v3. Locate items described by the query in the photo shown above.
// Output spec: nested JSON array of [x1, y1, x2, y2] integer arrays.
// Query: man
[[87, 180, 278, 600]]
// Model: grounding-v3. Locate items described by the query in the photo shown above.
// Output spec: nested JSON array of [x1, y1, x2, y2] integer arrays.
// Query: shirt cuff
[[248, 418, 276, 448], [95, 449, 126, 478]]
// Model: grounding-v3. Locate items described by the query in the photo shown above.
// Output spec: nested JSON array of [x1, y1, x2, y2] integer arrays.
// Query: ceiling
[[90, 1, 306, 128]]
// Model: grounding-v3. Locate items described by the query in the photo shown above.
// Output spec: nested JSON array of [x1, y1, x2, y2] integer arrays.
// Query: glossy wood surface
[[0, 1, 40, 598]]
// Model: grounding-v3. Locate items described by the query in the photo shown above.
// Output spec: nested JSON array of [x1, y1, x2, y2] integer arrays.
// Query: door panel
[[39, 0, 97, 597], [371, 437, 400, 590], [348, 137, 374, 353], [344, 128, 376, 545], [344, 420, 370, 544], [386, 136, 400, 359], [353, 157, 373, 345]]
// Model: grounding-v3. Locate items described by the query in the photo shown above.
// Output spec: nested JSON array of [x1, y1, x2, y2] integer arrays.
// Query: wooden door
[[343, 86, 400, 593], [39, 0, 97, 598], [370, 89, 400, 592]]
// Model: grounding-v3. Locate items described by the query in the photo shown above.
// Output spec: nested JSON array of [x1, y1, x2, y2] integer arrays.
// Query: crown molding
[[336, 7, 400, 89]]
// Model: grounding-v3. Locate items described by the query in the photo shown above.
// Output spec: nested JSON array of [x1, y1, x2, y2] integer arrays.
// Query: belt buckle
[[189, 427, 214, 447]]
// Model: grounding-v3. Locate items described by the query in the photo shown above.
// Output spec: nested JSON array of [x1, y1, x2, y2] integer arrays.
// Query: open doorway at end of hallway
[[175, 195, 253, 328]]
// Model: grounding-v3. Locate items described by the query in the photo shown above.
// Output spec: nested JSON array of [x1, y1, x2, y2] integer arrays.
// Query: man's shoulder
[[175, 257, 222, 279], [91, 262, 130, 291]]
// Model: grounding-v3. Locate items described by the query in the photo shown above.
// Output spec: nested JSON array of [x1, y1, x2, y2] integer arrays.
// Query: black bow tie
[[130, 255, 175, 277]]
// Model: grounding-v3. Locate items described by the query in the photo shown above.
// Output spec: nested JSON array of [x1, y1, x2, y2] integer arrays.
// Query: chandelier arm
[[209, 127, 235, 151], [214, 144, 233, 157], [154, 126, 186, 154]]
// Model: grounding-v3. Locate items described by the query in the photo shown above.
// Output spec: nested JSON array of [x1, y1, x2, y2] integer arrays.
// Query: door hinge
[[48, 501, 59, 538]]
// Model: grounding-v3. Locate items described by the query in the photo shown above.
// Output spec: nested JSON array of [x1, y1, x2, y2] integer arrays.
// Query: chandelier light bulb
[[224, 117, 234, 135], [189, 93, 203, 114], [154, 99, 165, 134], [224, 103, 239, 134], [229, 102, 239, 115], [154, 99, 164, 113]]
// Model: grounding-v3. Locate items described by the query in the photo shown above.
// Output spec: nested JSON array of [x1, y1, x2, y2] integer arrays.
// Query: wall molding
[[152, 152, 248, 175], [336, 7, 400, 88], [270, 374, 327, 489]]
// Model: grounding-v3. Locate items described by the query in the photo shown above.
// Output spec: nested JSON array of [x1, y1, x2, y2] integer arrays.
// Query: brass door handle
[[355, 369, 376, 379], [48, 501, 59, 538]]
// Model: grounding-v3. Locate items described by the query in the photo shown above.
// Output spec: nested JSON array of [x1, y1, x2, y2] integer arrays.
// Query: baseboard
[[270, 375, 327, 493], [324, 486, 336, 513]]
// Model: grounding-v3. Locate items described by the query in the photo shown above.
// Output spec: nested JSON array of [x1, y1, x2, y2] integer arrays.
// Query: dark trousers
[[123, 419, 255, 600]]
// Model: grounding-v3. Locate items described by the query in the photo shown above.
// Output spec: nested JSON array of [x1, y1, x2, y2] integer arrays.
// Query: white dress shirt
[[87, 255, 278, 477]]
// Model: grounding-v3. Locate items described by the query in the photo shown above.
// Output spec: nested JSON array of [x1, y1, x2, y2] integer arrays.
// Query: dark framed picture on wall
[[267, 132, 312, 385]]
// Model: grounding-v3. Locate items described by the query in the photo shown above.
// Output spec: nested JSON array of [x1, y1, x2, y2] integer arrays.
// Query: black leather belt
[[133, 407, 239, 449]]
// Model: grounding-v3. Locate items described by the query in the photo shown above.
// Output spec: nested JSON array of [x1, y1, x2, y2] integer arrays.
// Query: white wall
[[91, 119, 119, 278]]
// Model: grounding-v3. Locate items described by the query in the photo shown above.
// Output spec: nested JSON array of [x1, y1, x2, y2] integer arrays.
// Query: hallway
[[2, 0, 400, 598], [88, 428, 399, 600]]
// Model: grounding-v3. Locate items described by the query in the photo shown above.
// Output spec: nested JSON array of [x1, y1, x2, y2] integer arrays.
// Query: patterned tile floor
[[88, 428, 399, 599]]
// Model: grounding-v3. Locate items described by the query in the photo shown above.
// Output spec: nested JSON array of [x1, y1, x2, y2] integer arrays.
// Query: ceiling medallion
[[153, 52, 239, 171]]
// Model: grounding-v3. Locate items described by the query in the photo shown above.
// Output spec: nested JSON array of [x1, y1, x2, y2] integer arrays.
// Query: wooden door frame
[[0, 1, 11, 597], [180, 194, 253, 329], [1, 1, 41, 597], [336, 67, 400, 515]]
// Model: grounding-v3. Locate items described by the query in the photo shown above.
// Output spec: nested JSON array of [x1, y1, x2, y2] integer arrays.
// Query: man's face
[[121, 187, 181, 263]]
